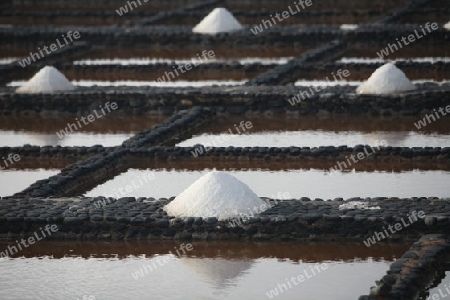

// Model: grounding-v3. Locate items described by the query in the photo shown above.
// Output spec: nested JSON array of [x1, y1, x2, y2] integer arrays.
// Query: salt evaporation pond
[[73, 57, 293, 66], [85, 169, 450, 199], [0, 241, 408, 300], [0, 169, 60, 197], [8, 80, 247, 88], [0, 115, 165, 147], [178, 130, 450, 148]]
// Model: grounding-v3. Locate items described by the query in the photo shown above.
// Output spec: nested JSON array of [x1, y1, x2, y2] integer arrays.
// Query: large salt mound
[[164, 171, 267, 220], [16, 65, 75, 94], [192, 7, 243, 35], [356, 63, 416, 94]]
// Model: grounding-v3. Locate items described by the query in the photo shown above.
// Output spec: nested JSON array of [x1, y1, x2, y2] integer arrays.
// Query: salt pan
[[192, 8, 243, 35], [164, 171, 267, 220], [16, 65, 75, 94], [356, 63, 416, 94]]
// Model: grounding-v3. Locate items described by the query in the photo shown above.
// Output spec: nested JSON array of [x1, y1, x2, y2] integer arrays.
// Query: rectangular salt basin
[[0, 241, 400, 300], [177, 131, 450, 148], [85, 169, 450, 199], [0, 169, 60, 197], [0, 131, 133, 147], [294, 79, 449, 86], [338, 57, 450, 64], [8, 80, 247, 88], [0, 115, 165, 147], [73, 57, 293, 66]]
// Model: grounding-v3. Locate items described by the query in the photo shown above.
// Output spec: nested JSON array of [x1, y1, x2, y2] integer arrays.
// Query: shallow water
[[178, 130, 450, 148], [73, 57, 293, 66], [0, 241, 408, 300], [0, 169, 60, 197], [0, 115, 165, 147], [8, 80, 247, 87], [338, 57, 450, 64], [0, 131, 133, 147], [85, 168, 450, 199]]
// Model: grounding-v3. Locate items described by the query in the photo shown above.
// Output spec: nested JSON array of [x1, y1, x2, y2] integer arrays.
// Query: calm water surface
[[0, 241, 409, 300], [85, 169, 450, 199]]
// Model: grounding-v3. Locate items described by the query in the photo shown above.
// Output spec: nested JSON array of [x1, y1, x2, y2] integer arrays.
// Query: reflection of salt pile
[[339, 201, 380, 210], [356, 63, 416, 94], [16, 65, 75, 94], [180, 258, 254, 289], [192, 8, 243, 35], [164, 171, 266, 220]]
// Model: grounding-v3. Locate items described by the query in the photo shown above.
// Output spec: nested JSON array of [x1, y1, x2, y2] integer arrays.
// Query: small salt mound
[[192, 8, 243, 35], [16, 65, 75, 94], [356, 63, 416, 94], [339, 201, 380, 210], [164, 171, 267, 220], [445, 21, 450, 30]]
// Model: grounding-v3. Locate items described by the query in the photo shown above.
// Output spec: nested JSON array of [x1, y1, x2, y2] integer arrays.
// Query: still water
[[0, 241, 409, 300], [85, 168, 450, 199]]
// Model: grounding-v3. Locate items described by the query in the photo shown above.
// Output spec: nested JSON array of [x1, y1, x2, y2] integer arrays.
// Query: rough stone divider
[[246, 41, 346, 86], [358, 234, 450, 300], [11, 107, 215, 198], [0, 197, 448, 242], [1, 85, 449, 115], [130, 145, 450, 162]]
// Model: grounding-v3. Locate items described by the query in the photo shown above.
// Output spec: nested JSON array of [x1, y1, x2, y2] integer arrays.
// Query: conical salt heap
[[16, 65, 75, 94], [192, 8, 243, 35], [356, 63, 416, 94], [445, 21, 450, 30], [164, 171, 267, 220]]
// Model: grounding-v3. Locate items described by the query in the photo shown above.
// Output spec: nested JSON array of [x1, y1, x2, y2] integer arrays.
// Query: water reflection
[[181, 258, 254, 290]]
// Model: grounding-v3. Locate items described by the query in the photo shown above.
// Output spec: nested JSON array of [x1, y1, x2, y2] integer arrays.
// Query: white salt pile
[[164, 171, 267, 220], [445, 21, 450, 30], [16, 65, 75, 94], [338, 201, 380, 210], [356, 63, 416, 94], [192, 7, 243, 35]]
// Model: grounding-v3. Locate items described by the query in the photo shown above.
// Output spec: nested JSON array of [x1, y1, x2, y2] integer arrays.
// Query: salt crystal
[[338, 201, 380, 210], [16, 65, 75, 94], [356, 63, 416, 94], [164, 171, 267, 220], [192, 8, 243, 35]]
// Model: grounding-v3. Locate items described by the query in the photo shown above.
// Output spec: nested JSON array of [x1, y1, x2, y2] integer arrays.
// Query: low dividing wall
[[0, 197, 449, 242], [359, 234, 450, 300]]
